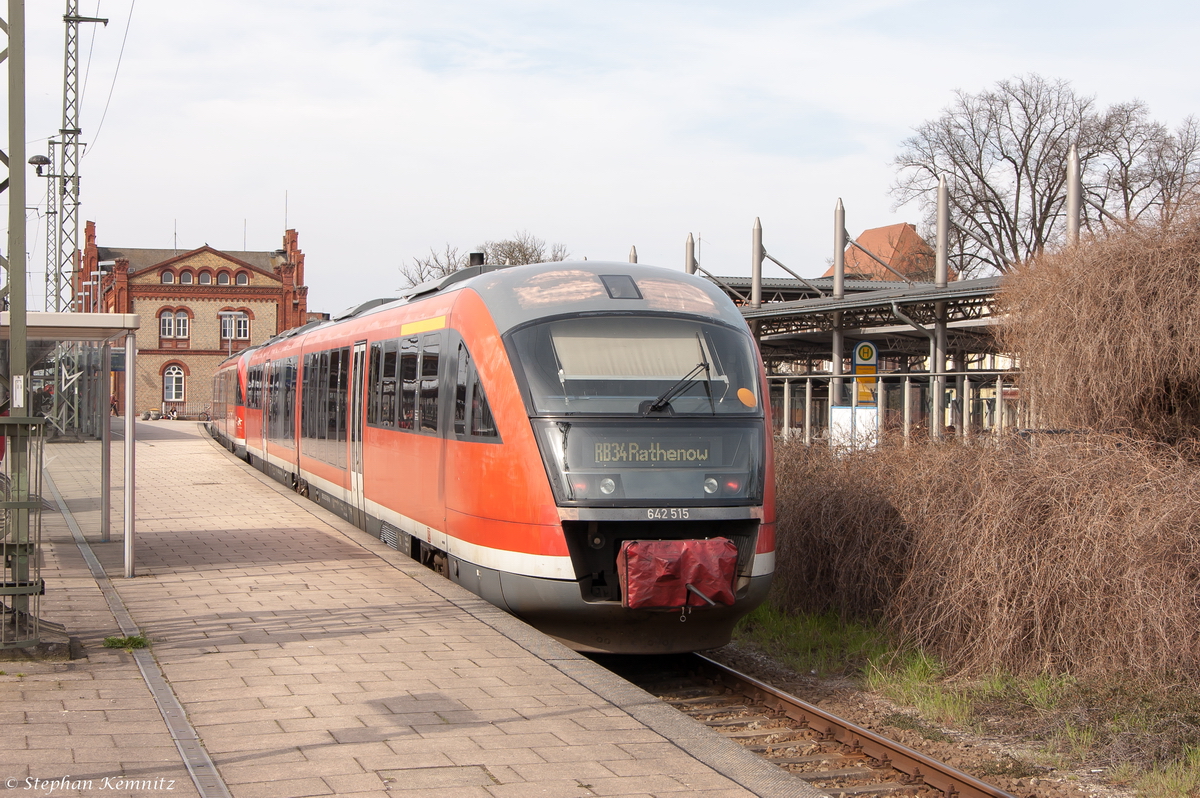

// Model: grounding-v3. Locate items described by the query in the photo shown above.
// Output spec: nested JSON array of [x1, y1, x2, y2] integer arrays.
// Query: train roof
[[383, 261, 751, 334]]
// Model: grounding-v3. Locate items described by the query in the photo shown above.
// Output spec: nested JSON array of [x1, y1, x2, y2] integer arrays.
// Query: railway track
[[603, 653, 1019, 798]]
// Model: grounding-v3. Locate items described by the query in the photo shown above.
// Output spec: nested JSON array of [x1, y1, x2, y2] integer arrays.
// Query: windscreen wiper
[[647, 361, 710, 414]]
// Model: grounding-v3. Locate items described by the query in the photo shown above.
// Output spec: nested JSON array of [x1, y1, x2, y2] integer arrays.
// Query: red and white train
[[211, 261, 775, 653]]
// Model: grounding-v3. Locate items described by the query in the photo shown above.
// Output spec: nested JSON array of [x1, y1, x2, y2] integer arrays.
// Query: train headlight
[[703, 477, 719, 494], [600, 477, 616, 495]]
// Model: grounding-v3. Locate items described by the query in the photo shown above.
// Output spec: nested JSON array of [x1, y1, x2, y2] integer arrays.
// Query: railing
[[767, 370, 1024, 446]]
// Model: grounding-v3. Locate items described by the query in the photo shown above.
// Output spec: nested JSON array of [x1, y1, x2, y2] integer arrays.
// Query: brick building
[[79, 221, 310, 415]]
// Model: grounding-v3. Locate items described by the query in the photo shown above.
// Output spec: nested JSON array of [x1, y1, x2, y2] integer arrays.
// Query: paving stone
[[27, 425, 783, 798]]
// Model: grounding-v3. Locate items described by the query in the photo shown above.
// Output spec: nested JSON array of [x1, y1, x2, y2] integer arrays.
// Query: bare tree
[[399, 245, 469, 288], [892, 75, 1200, 276], [400, 231, 569, 288], [480, 230, 569, 266], [1088, 106, 1200, 230]]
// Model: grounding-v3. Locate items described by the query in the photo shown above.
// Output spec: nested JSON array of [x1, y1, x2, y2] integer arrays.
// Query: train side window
[[318, 350, 331, 441], [454, 342, 470, 435], [283, 358, 297, 444], [367, 343, 382, 426], [419, 335, 439, 433], [399, 337, 418, 430], [335, 347, 350, 449], [380, 340, 398, 427]]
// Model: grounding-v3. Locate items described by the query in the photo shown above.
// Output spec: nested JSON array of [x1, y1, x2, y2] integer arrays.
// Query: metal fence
[[768, 370, 1024, 445], [0, 417, 45, 650]]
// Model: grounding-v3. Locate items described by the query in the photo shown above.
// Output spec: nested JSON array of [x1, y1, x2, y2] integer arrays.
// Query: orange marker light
[[737, 388, 756, 407]]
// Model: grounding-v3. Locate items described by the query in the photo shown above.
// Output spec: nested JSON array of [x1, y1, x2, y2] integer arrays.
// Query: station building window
[[236, 272, 249, 285], [218, 272, 230, 285], [159, 309, 190, 348], [220, 311, 251, 341], [198, 272, 212, 285], [161, 271, 174, 284], [180, 272, 193, 285], [163, 364, 185, 403]]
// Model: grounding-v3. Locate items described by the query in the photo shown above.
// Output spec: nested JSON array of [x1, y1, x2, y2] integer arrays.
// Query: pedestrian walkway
[[1, 420, 816, 798]]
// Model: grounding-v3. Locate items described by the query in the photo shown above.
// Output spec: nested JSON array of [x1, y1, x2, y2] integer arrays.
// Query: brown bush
[[773, 436, 1200, 680], [1000, 218, 1200, 442]]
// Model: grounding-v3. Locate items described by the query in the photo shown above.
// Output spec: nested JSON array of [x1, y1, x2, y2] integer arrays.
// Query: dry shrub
[[773, 436, 1200, 680], [1000, 217, 1200, 442]]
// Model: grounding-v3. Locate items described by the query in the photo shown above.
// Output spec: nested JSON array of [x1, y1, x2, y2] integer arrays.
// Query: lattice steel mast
[[46, 1, 105, 312]]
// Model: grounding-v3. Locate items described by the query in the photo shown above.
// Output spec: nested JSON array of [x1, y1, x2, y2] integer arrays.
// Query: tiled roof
[[97, 246, 278, 274], [820, 222, 937, 281]]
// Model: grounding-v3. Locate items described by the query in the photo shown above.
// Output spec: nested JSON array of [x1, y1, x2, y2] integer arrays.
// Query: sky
[[9, 0, 1200, 314]]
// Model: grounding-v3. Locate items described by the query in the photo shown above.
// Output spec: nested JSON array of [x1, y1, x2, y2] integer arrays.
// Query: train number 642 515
[[647, 508, 689, 519]]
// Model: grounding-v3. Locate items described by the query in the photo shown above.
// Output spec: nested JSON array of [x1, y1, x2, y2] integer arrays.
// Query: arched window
[[161, 272, 175, 284], [217, 272, 230, 285], [163, 365, 185, 402], [179, 272, 193, 285], [235, 272, 249, 286], [174, 311, 189, 339], [198, 272, 212, 285], [159, 311, 175, 338]]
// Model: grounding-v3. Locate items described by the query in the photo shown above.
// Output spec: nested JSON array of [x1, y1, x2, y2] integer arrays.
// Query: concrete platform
[[1, 419, 818, 798]]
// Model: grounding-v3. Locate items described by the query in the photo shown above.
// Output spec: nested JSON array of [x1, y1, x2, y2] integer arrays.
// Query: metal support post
[[782, 379, 791, 441], [123, 331, 135, 577], [685, 234, 696, 275], [804, 378, 812, 446], [750, 218, 762, 309], [1066, 144, 1081, 245], [5, 0, 35, 640], [831, 312, 843, 409], [903, 374, 912, 446], [995, 375, 1004, 435], [933, 302, 947, 440], [100, 341, 110, 541], [936, 175, 949, 289], [834, 199, 845, 300]]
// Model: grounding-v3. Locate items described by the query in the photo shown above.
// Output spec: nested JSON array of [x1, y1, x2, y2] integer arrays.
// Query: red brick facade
[[79, 221, 311, 415]]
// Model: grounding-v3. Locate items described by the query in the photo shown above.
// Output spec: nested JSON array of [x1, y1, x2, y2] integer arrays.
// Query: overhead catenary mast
[[45, 1, 106, 312]]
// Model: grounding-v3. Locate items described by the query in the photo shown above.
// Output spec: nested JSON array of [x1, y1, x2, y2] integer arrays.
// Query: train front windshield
[[509, 315, 765, 506]]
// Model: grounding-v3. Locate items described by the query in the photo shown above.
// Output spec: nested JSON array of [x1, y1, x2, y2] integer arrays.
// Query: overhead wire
[[80, 1, 103, 105], [86, 0, 135, 155]]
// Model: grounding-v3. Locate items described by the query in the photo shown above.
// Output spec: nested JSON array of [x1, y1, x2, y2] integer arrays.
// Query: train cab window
[[399, 337, 418, 430], [419, 336, 439, 433]]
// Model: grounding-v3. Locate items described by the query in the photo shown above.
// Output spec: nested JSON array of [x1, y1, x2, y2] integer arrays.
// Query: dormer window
[[180, 272, 193, 285], [161, 272, 174, 284], [198, 272, 212, 285]]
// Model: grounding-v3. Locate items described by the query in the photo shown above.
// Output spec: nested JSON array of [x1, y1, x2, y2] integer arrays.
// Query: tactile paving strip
[[45, 471, 234, 798]]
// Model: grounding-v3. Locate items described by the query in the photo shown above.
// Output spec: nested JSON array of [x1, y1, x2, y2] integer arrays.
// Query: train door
[[349, 341, 367, 527]]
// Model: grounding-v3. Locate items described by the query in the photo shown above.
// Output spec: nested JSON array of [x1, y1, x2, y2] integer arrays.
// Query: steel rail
[[692, 654, 1017, 798]]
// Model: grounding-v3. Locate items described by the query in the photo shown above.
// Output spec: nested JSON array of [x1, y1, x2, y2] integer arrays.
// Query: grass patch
[[1136, 747, 1200, 798], [732, 604, 891, 677], [733, 605, 1200, 785], [103, 635, 148, 651]]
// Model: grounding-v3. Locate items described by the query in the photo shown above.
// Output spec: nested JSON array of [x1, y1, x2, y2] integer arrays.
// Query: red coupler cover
[[616, 538, 738, 609]]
